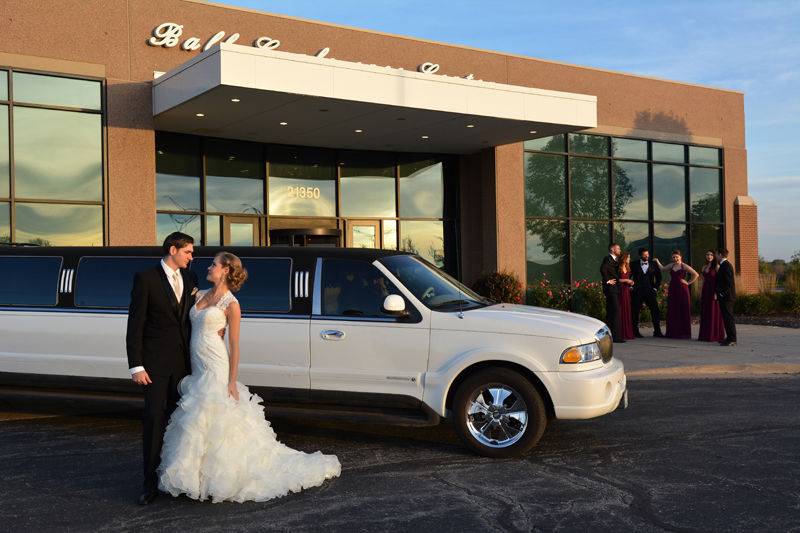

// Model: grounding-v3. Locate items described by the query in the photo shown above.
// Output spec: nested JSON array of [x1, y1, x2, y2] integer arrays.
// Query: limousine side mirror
[[382, 294, 408, 317]]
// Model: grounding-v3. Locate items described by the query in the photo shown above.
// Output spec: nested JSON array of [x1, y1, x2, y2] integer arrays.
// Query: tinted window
[[75, 257, 160, 308], [0, 256, 62, 306], [321, 258, 407, 317], [191, 257, 292, 312], [380, 255, 485, 311]]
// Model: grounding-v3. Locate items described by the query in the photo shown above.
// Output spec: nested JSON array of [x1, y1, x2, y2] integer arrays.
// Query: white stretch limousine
[[0, 246, 626, 457]]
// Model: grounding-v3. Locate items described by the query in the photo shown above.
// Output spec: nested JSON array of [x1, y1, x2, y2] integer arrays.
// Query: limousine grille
[[293, 270, 309, 298], [59, 268, 75, 294]]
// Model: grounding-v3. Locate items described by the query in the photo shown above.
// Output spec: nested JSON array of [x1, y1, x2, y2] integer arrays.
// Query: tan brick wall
[[734, 197, 759, 294]]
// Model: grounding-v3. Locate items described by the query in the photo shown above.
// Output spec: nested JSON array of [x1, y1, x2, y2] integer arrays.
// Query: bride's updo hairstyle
[[216, 252, 248, 292]]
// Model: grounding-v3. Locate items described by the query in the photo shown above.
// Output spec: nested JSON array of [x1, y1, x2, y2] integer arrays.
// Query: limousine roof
[[0, 245, 415, 262]]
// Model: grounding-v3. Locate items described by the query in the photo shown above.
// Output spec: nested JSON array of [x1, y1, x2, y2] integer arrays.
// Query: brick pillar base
[[734, 196, 759, 294]]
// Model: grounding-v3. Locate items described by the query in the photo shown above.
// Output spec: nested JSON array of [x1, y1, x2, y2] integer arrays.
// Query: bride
[[157, 252, 341, 503]]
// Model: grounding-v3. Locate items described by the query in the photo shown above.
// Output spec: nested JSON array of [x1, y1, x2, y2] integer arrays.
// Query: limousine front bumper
[[545, 358, 627, 419]]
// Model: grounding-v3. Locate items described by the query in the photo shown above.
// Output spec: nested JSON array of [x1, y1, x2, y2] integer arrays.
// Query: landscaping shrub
[[734, 293, 773, 315], [472, 270, 524, 304]]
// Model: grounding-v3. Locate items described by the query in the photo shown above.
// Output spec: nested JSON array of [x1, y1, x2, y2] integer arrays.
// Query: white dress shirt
[[641, 260, 649, 274], [130, 260, 183, 376]]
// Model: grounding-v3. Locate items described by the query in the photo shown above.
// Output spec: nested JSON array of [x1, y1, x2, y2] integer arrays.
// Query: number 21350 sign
[[287, 186, 321, 200]]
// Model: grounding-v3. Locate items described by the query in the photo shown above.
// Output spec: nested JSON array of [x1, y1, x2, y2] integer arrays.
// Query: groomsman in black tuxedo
[[126, 232, 198, 505], [630, 247, 664, 338], [600, 243, 624, 343], [715, 248, 737, 346]]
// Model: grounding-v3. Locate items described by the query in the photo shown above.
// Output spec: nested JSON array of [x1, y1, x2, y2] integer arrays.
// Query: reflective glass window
[[399, 220, 444, 268], [652, 142, 685, 163], [0, 71, 7, 100], [321, 258, 408, 318], [524, 153, 566, 217], [570, 157, 609, 219], [75, 257, 160, 308], [156, 212, 201, 245], [156, 133, 200, 212], [340, 151, 395, 217], [0, 202, 9, 243], [191, 257, 292, 312], [690, 167, 721, 222], [613, 161, 648, 220], [523, 134, 565, 152], [614, 222, 650, 255], [205, 215, 221, 246], [382, 219, 397, 250], [13, 107, 102, 201], [0, 105, 8, 197], [568, 133, 608, 156], [653, 164, 686, 221], [15, 203, 102, 246], [571, 222, 609, 282], [205, 139, 263, 214], [611, 138, 647, 160], [268, 146, 336, 216], [0, 256, 62, 306], [12, 72, 101, 110], [653, 223, 688, 265], [525, 220, 567, 284], [690, 225, 723, 271], [689, 146, 720, 166], [399, 158, 443, 218]]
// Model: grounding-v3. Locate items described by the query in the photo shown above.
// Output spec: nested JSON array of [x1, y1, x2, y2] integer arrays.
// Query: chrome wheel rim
[[466, 383, 528, 448]]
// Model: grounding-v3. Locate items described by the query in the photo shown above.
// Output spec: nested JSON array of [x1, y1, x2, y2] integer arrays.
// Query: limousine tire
[[452, 368, 547, 458]]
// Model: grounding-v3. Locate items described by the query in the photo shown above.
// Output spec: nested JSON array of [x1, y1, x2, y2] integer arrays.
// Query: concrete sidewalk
[[615, 323, 800, 379]]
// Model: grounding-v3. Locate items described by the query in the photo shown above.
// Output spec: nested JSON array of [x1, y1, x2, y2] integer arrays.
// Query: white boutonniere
[[190, 287, 199, 299]]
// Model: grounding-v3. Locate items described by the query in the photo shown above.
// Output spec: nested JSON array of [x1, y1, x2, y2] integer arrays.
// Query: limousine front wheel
[[453, 368, 546, 458]]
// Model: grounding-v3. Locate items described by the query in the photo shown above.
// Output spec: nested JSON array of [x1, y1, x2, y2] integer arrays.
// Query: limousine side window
[[75, 257, 160, 308], [321, 258, 415, 319], [0, 256, 62, 306], [190, 257, 292, 313]]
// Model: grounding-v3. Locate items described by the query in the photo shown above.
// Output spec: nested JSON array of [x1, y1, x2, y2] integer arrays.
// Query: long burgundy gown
[[619, 270, 635, 340], [698, 267, 726, 342], [666, 266, 692, 339]]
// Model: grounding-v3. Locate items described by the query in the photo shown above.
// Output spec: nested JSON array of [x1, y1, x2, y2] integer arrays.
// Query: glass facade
[[155, 133, 457, 273], [525, 133, 723, 284], [0, 69, 104, 246]]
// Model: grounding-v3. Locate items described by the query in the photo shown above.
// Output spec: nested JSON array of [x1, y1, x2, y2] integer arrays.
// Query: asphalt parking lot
[[1, 376, 798, 532]]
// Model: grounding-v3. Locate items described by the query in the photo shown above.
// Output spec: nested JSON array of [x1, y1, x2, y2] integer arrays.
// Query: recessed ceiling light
[[230, 98, 240, 103], [157, 150, 164, 155], [355, 129, 363, 133], [466, 124, 475, 128], [529, 130, 537, 134], [195, 113, 205, 117], [279, 121, 288, 126], [421, 135, 429, 139]]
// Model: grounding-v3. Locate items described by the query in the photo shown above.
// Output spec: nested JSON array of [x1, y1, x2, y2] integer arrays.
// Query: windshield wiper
[[430, 299, 482, 310]]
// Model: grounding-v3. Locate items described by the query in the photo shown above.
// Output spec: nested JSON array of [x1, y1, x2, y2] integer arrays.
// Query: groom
[[126, 232, 198, 505]]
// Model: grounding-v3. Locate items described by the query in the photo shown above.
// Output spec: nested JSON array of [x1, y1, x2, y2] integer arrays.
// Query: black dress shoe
[[719, 340, 737, 346], [614, 339, 626, 344], [137, 490, 159, 505], [653, 332, 664, 338], [634, 331, 644, 338]]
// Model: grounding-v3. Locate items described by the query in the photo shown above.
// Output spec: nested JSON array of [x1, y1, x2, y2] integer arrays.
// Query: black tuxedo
[[126, 265, 198, 491], [600, 255, 621, 341], [630, 259, 663, 335], [715, 260, 737, 342]]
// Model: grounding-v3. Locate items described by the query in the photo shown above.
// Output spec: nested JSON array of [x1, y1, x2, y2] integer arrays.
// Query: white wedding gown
[[157, 290, 341, 503]]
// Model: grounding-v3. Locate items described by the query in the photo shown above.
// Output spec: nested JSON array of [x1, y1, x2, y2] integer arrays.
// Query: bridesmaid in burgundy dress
[[698, 250, 726, 342], [618, 252, 635, 340], [655, 250, 699, 339]]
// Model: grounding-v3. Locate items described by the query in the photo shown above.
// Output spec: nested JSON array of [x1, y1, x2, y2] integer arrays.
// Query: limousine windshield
[[379, 255, 491, 311]]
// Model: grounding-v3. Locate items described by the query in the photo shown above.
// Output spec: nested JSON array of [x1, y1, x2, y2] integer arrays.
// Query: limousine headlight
[[560, 341, 602, 364]]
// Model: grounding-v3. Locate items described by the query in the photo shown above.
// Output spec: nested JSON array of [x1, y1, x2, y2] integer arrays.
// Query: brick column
[[734, 195, 759, 294]]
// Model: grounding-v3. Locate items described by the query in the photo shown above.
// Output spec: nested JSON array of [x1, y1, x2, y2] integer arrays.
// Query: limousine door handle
[[320, 329, 345, 341]]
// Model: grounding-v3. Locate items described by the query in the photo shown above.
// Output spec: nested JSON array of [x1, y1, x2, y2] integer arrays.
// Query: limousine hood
[[435, 303, 606, 344]]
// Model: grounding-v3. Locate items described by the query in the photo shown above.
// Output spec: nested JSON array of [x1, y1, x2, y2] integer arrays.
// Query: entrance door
[[223, 216, 260, 246], [347, 220, 380, 249]]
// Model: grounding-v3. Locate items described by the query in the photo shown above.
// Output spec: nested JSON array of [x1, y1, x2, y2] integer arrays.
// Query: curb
[[626, 363, 800, 380]]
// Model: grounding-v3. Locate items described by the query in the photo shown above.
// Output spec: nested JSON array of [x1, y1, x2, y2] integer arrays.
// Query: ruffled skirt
[[157, 371, 341, 503]]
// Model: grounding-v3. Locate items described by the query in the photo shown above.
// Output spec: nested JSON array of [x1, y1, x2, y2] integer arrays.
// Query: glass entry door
[[347, 220, 380, 249], [223, 216, 261, 246]]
